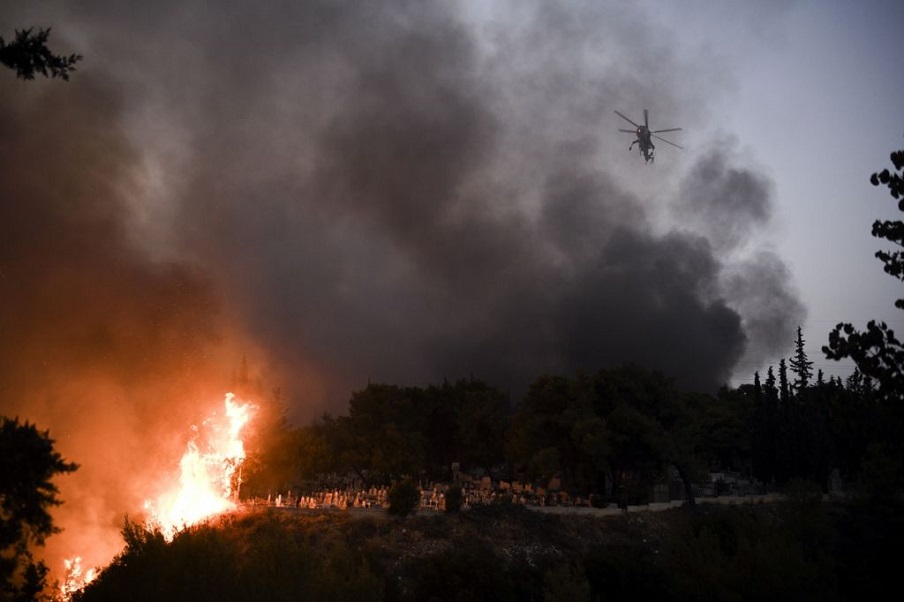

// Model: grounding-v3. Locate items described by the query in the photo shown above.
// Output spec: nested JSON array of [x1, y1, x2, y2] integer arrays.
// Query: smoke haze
[[0, 0, 803, 577]]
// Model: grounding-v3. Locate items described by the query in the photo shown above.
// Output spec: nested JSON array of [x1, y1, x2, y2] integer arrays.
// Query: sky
[[648, 0, 904, 383], [2, 0, 903, 577]]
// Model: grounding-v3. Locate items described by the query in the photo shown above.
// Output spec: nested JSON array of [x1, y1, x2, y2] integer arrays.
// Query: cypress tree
[[789, 326, 814, 392], [765, 366, 777, 401], [779, 359, 790, 404]]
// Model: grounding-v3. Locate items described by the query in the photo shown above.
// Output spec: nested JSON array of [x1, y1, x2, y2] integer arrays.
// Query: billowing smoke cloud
[[722, 251, 806, 371], [146, 0, 765, 403], [671, 137, 806, 374], [674, 138, 774, 253], [0, 75, 258, 575], [1, 0, 802, 578]]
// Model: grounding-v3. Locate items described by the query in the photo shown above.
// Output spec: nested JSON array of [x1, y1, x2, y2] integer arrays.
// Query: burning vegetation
[[59, 394, 255, 599], [143, 393, 254, 541]]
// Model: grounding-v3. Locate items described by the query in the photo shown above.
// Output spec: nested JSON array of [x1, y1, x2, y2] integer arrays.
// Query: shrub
[[405, 538, 515, 601], [444, 486, 463, 513], [542, 562, 591, 601], [387, 479, 420, 517], [77, 514, 383, 602]]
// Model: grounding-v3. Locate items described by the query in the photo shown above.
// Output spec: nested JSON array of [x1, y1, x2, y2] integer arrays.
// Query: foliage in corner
[[0, 416, 78, 599], [0, 28, 82, 80], [824, 150, 904, 404]]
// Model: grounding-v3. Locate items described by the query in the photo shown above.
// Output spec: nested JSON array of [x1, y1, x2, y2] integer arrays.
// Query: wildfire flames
[[60, 557, 97, 600], [62, 393, 254, 599], [145, 393, 254, 539]]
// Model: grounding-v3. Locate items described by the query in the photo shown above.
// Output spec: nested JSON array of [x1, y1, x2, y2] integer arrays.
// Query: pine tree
[[765, 366, 777, 401], [789, 326, 814, 391], [750, 370, 774, 484], [779, 359, 789, 403]]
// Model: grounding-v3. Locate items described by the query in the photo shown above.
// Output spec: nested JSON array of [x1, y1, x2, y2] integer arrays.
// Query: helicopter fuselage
[[628, 127, 655, 162], [615, 109, 681, 164]]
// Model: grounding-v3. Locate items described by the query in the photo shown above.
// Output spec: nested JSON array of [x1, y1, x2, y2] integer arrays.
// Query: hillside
[[74, 498, 901, 601]]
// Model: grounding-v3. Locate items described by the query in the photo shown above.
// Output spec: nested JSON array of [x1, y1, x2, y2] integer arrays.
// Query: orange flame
[[60, 393, 255, 600], [144, 393, 254, 540], [60, 557, 97, 600]]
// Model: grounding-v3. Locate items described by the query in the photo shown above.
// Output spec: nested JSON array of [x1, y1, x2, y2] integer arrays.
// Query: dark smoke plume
[[0, 0, 803, 578], [133, 0, 781, 405]]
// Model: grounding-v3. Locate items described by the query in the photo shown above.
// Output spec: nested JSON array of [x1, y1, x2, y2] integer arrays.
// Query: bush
[[77, 514, 383, 602], [444, 486, 463, 513], [542, 562, 591, 601], [387, 479, 420, 517], [584, 541, 669, 599], [589, 494, 608, 509], [404, 538, 515, 601]]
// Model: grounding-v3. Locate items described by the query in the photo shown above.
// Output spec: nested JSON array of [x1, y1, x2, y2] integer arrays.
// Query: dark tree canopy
[[506, 365, 706, 505], [311, 379, 511, 484], [0, 28, 82, 80], [0, 417, 78, 598]]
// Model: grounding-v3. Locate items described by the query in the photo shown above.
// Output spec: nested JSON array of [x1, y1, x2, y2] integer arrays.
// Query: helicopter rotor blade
[[644, 109, 649, 129], [618, 129, 636, 133], [651, 128, 682, 134], [652, 134, 683, 149], [614, 110, 640, 128]]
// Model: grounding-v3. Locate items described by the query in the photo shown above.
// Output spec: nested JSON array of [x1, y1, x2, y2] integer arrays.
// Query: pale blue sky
[[643, 0, 904, 383]]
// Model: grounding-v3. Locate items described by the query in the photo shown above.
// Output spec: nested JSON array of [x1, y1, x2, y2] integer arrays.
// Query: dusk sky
[[654, 0, 904, 384], [2, 0, 903, 573]]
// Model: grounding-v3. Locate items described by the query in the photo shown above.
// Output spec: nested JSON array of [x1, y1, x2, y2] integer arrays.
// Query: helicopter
[[615, 109, 682, 163]]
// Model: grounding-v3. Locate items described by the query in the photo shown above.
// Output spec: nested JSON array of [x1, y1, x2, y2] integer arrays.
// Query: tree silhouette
[[789, 325, 814, 392], [764, 366, 777, 401], [0, 417, 78, 599], [0, 28, 81, 80], [778, 359, 790, 404], [824, 150, 904, 404], [752, 369, 779, 484], [870, 150, 904, 295], [507, 366, 705, 505]]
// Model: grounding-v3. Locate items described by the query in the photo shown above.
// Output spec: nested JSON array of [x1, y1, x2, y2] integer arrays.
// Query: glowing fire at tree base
[[60, 557, 97, 600], [61, 393, 255, 599], [144, 393, 254, 540]]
